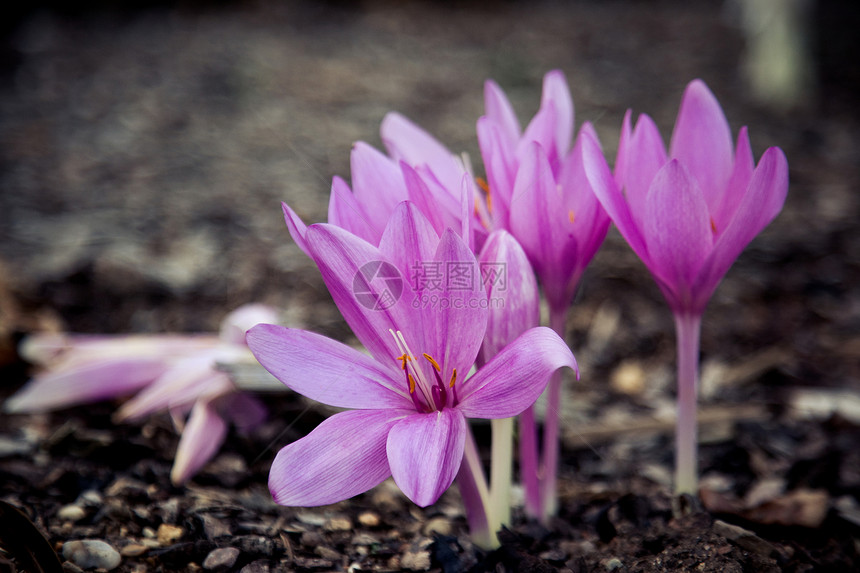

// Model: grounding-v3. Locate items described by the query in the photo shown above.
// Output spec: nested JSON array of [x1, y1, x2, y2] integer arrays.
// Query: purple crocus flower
[[246, 202, 576, 508], [583, 79, 789, 495], [5, 304, 276, 485]]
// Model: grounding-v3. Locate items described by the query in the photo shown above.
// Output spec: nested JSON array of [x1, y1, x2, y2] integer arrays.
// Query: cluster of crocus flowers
[[4, 304, 278, 485], [247, 202, 578, 548]]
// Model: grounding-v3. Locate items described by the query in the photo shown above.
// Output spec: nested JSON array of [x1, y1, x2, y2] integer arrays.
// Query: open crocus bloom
[[247, 202, 576, 507], [477, 70, 611, 314], [585, 79, 789, 315], [5, 304, 277, 484]]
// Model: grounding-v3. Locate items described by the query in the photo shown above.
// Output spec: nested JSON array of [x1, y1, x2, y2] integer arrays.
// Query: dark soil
[[1, 1, 859, 571]]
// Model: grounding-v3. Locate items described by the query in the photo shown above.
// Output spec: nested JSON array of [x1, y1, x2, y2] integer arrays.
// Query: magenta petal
[[713, 127, 755, 234], [246, 324, 411, 408], [351, 142, 408, 230], [386, 408, 466, 507], [305, 223, 412, 364], [282, 202, 311, 257], [669, 79, 734, 214], [457, 327, 577, 419], [477, 230, 540, 363], [625, 114, 668, 232], [170, 399, 227, 485], [693, 147, 789, 307], [328, 176, 380, 245], [269, 409, 406, 506], [483, 79, 521, 145], [381, 112, 461, 193], [217, 391, 267, 431], [540, 70, 574, 157], [642, 160, 714, 296]]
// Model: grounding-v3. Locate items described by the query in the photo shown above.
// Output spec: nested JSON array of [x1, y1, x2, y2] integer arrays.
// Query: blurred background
[[0, 0, 858, 397]]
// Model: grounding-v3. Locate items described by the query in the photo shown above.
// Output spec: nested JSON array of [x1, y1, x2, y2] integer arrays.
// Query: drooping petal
[[246, 324, 411, 408], [269, 409, 407, 506], [693, 147, 789, 309], [282, 202, 312, 257], [3, 358, 167, 413], [170, 398, 228, 485], [669, 79, 734, 214], [477, 230, 540, 363], [641, 160, 714, 299], [431, 230, 488, 382], [457, 326, 577, 419], [483, 79, 521, 146], [305, 223, 413, 364], [541, 69, 574, 158], [386, 408, 467, 507], [328, 176, 380, 245]]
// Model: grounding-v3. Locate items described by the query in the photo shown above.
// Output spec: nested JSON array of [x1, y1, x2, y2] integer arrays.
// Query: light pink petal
[[477, 230, 540, 363], [541, 70, 574, 157], [351, 142, 408, 230], [269, 409, 406, 506], [476, 117, 514, 228], [400, 163, 449, 238], [457, 326, 577, 418], [3, 358, 167, 413], [386, 408, 467, 507], [381, 112, 462, 193], [642, 160, 714, 298], [713, 127, 755, 234], [170, 398, 228, 485], [518, 105, 561, 174], [305, 223, 413, 364], [625, 113, 668, 232], [328, 176, 381, 245], [246, 324, 411, 408], [219, 304, 280, 346], [282, 202, 311, 257], [669, 79, 734, 214], [693, 147, 789, 308], [483, 79, 521, 145], [613, 109, 633, 190]]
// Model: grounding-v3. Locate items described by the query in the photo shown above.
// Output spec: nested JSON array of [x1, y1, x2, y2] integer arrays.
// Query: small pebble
[[401, 550, 431, 571], [357, 511, 380, 527], [157, 523, 184, 545], [203, 547, 241, 570], [603, 557, 624, 571], [422, 517, 451, 536], [315, 546, 342, 560], [57, 504, 86, 522], [240, 560, 272, 573], [62, 539, 122, 571], [296, 512, 326, 526], [120, 544, 148, 557], [324, 516, 352, 531]]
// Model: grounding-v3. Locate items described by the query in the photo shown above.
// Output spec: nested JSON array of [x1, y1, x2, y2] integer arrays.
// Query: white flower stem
[[673, 312, 702, 496], [456, 426, 497, 549], [489, 417, 513, 532]]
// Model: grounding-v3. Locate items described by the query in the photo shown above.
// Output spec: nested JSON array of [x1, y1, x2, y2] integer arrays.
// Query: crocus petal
[[713, 127, 755, 233], [642, 160, 714, 297], [456, 326, 577, 419], [476, 116, 514, 227], [477, 230, 540, 363], [282, 202, 311, 257], [381, 112, 462, 194], [386, 408, 467, 507], [518, 105, 561, 173], [4, 358, 167, 413], [246, 324, 411, 408], [693, 147, 789, 307], [269, 409, 407, 506], [305, 223, 413, 364], [170, 398, 227, 485], [431, 230, 488, 382], [541, 69, 574, 157], [483, 79, 521, 146], [400, 163, 449, 238], [624, 113, 668, 234], [669, 79, 734, 214], [219, 303, 280, 345], [216, 391, 268, 431], [328, 176, 380, 244], [351, 142, 408, 231]]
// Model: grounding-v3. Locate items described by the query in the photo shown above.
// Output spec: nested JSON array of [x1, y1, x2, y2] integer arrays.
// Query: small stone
[[57, 504, 86, 522], [401, 550, 431, 571], [300, 531, 325, 546], [315, 546, 342, 560], [62, 539, 122, 571], [603, 557, 624, 571], [351, 533, 380, 545], [120, 544, 148, 557], [296, 512, 326, 526], [203, 547, 241, 570], [324, 516, 352, 531], [610, 361, 646, 395], [239, 561, 271, 573], [200, 514, 233, 539], [422, 517, 451, 536], [357, 511, 380, 527], [235, 535, 274, 556], [157, 523, 184, 545]]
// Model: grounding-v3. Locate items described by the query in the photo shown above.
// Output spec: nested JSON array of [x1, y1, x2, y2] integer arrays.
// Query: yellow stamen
[[423, 353, 441, 372], [710, 217, 718, 234], [476, 176, 492, 213], [449, 368, 457, 388], [407, 373, 416, 394], [568, 209, 576, 224], [397, 353, 411, 370]]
